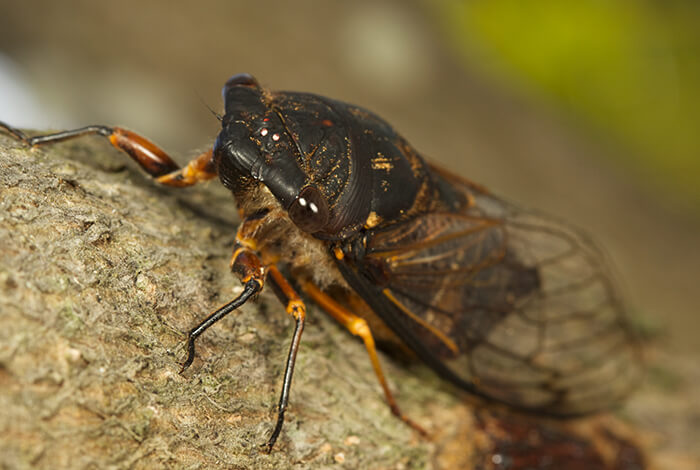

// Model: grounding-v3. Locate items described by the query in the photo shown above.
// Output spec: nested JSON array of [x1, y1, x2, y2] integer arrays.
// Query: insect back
[[215, 74, 433, 241]]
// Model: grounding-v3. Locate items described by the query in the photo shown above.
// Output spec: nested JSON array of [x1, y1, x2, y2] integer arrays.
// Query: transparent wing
[[345, 171, 642, 415]]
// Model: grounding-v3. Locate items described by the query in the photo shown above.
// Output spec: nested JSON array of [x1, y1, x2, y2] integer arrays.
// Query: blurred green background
[[0, 0, 698, 357], [438, 0, 700, 211]]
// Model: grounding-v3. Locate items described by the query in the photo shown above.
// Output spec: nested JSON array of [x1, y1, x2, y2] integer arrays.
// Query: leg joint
[[230, 247, 266, 286], [348, 317, 371, 339], [286, 299, 306, 320]]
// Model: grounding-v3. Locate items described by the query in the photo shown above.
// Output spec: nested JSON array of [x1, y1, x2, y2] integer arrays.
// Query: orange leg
[[301, 281, 428, 437], [154, 149, 216, 187], [0, 121, 216, 186], [230, 210, 269, 253], [263, 265, 307, 453]]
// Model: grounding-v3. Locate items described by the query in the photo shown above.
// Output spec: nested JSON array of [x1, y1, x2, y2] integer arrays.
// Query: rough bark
[[0, 133, 696, 469], [0, 134, 458, 469]]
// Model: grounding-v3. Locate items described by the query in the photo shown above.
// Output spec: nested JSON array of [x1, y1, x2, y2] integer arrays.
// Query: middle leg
[[263, 265, 307, 453]]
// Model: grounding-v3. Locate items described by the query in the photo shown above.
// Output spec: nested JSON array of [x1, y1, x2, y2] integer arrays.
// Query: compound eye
[[288, 186, 329, 233]]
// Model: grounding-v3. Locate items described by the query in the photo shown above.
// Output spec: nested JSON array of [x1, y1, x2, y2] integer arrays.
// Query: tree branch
[[2, 133, 682, 470]]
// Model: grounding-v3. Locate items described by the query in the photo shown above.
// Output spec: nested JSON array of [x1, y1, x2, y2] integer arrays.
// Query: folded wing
[[336, 172, 641, 416]]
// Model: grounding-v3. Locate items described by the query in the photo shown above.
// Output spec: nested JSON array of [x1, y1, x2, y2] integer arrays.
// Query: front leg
[[180, 212, 308, 452], [0, 121, 217, 187], [180, 241, 266, 372], [180, 211, 271, 372]]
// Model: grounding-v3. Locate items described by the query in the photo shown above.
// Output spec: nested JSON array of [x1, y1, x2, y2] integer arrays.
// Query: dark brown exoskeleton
[[0, 74, 642, 452]]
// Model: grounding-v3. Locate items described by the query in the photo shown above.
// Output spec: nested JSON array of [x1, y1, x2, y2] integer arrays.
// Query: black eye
[[288, 186, 329, 233]]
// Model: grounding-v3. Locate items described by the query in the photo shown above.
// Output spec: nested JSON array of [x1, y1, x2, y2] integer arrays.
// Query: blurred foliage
[[434, 0, 700, 209]]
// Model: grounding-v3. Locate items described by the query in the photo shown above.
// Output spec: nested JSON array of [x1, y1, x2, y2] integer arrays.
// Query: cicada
[[0, 74, 641, 451]]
